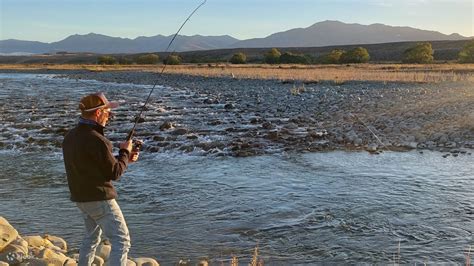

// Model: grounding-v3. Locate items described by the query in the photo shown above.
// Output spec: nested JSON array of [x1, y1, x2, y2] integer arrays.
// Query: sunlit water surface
[[0, 74, 472, 264]]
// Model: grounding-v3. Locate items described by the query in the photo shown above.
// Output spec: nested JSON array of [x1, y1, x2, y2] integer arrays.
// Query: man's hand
[[119, 140, 133, 154], [129, 152, 139, 163]]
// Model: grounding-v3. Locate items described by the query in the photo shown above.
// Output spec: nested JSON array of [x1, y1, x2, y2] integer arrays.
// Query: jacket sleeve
[[95, 139, 129, 181]]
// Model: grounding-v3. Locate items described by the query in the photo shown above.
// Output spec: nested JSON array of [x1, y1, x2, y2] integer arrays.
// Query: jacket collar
[[78, 117, 105, 135]]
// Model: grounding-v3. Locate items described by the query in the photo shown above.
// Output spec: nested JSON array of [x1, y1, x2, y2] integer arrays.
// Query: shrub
[[279, 52, 310, 64], [458, 40, 474, 63], [230, 52, 247, 64], [117, 57, 133, 65], [136, 54, 160, 64], [403, 42, 434, 63], [340, 47, 370, 63], [97, 56, 117, 65], [318, 49, 346, 64], [164, 55, 181, 65], [264, 48, 281, 64]]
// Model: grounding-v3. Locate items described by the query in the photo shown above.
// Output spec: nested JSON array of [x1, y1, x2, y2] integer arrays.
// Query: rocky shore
[[0, 216, 161, 266], [2, 69, 473, 157], [66, 70, 474, 156]]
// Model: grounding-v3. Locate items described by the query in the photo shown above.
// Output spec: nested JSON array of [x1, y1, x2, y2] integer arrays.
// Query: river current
[[0, 74, 472, 264]]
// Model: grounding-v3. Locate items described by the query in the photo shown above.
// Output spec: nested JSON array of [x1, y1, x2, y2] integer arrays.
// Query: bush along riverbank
[[0, 216, 161, 266]]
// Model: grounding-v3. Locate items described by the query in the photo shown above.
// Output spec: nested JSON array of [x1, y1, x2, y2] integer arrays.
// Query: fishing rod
[[126, 0, 207, 147], [349, 112, 393, 152]]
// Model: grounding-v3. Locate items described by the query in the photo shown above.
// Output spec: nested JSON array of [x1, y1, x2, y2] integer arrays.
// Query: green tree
[[319, 49, 346, 64], [137, 54, 160, 64], [164, 55, 182, 65], [279, 52, 310, 64], [97, 56, 117, 65], [230, 52, 247, 64], [458, 40, 474, 63], [340, 47, 370, 63], [264, 48, 281, 64], [403, 42, 434, 63]]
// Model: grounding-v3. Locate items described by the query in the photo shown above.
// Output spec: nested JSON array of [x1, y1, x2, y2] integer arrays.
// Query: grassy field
[[1, 63, 474, 83]]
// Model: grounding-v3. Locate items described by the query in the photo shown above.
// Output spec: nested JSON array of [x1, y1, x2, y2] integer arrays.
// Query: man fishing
[[62, 92, 139, 266]]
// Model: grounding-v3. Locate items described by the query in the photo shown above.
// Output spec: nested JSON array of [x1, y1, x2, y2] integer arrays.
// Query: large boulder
[[23, 235, 55, 249], [0, 217, 19, 251], [0, 237, 28, 264], [36, 247, 69, 264]]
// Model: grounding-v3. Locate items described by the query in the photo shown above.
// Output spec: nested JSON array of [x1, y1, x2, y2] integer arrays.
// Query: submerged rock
[[159, 121, 174, 131]]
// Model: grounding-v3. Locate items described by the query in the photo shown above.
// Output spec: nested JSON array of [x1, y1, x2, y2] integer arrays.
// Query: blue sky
[[1, 0, 472, 42]]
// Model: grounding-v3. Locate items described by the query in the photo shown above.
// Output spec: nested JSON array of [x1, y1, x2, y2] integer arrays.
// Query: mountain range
[[1, 20, 470, 54]]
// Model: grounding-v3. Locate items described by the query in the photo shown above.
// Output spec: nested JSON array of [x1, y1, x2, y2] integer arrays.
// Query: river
[[0, 73, 472, 264]]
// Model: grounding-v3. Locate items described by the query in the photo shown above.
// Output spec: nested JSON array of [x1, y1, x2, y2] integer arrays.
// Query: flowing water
[[0, 73, 473, 264]]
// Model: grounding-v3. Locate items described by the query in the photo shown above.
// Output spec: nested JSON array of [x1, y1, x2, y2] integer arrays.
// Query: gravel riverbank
[[3, 69, 474, 156]]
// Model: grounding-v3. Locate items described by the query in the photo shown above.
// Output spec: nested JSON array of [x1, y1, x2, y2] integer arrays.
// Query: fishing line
[[126, 0, 207, 141], [349, 112, 393, 152]]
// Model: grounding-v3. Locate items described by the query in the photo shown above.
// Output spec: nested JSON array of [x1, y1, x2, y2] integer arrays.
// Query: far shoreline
[[0, 66, 473, 156]]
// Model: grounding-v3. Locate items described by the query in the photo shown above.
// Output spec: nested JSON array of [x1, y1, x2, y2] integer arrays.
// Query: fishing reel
[[132, 139, 143, 152]]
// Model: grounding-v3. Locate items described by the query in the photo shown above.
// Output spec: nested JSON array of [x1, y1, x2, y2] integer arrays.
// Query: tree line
[[98, 40, 474, 65]]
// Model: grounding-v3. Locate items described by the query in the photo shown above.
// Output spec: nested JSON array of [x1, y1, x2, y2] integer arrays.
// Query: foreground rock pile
[[0, 216, 159, 266]]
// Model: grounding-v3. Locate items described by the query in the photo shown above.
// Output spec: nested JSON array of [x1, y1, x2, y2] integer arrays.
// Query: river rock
[[402, 142, 418, 149], [0, 237, 28, 264], [186, 134, 199, 140], [0, 216, 19, 251], [152, 135, 165, 141], [171, 128, 189, 135], [266, 131, 279, 141], [36, 248, 69, 265], [203, 98, 218, 104], [159, 121, 174, 130], [366, 143, 378, 152], [197, 260, 209, 266], [261, 122, 273, 129], [23, 236, 56, 250], [20, 257, 65, 266], [132, 257, 160, 266], [224, 103, 235, 109], [44, 234, 67, 252], [95, 241, 111, 261]]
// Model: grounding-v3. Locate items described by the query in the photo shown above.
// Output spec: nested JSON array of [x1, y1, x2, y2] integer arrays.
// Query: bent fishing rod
[[126, 0, 207, 145]]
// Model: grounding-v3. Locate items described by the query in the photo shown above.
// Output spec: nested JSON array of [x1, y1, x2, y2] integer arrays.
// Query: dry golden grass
[[1, 63, 474, 83]]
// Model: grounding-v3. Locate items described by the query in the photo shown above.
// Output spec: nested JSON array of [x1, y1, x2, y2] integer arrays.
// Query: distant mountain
[[231, 20, 470, 48], [0, 39, 51, 54], [0, 20, 470, 54], [0, 33, 240, 54]]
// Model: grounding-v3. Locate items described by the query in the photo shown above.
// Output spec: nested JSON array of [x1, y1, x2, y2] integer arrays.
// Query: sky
[[0, 0, 473, 42]]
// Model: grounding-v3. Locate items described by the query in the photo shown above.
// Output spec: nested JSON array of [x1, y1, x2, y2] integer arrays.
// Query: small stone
[[186, 134, 198, 140], [266, 131, 279, 141], [159, 121, 174, 131], [366, 143, 378, 152], [262, 122, 273, 129], [152, 135, 165, 141], [224, 103, 235, 109], [171, 128, 188, 135]]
